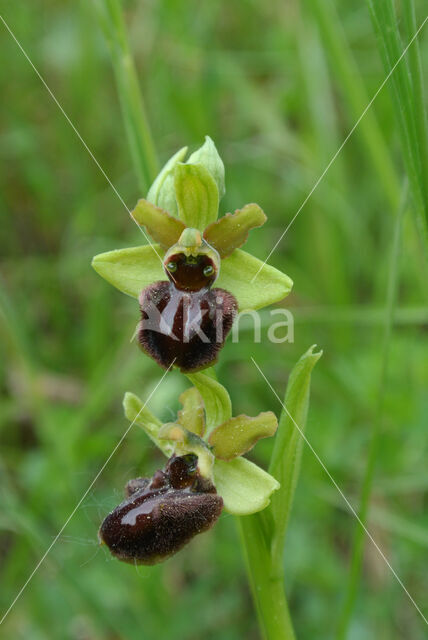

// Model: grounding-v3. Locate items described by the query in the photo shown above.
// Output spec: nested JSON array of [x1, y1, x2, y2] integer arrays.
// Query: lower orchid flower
[[99, 373, 280, 564]]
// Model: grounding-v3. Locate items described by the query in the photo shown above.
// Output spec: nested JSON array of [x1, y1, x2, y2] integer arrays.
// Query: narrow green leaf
[[186, 372, 232, 435], [147, 146, 188, 217], [187, 135, 225, 199], [214, 457, 280, 515], [366, 0, 428, 241], [174, 163, 219, 230], [203, 203, 267, 258], [94, 0, 158, 193], [216, 249, 293, 311], [123, 391, 172, 455], [268, 345, 322, 562], [91, 245, 164, 299], [308, 0, 400, 210], [209, 412, 278, 461], [132, 199, 186, 250], [177, 387, 206, 437]]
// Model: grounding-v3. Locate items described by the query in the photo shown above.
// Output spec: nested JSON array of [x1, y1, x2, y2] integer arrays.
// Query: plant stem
[[336, 182, 408, 640], [239, 513, 296, 640], [95, 0, 159, 193]]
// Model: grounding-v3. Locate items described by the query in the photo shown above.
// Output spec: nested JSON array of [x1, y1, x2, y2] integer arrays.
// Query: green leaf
[[214, 457, 280, 515], [131, 199, 186, 250], [147, 146, 188, 217], [186, 372, 232, 436], [209, 412, 278, 461], [268, 345, 322, 563], [203, 203, 267, 258], [177, 387, 206, 437], [187, 135, 225, 199], [123, 391, 172, 455], [216, 249, 293, 311], [174, 163, 219, 230], [91, 244, 164, 299]]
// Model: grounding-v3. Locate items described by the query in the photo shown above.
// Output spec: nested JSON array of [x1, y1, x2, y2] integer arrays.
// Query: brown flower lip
[[99, 454, 223, 565], [138, 281, 237, 373]]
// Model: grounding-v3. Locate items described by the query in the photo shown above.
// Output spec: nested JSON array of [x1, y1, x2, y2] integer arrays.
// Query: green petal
[[209, 412, 278, 461], [186, 372, 232, 436], [174, 163, 219, 230], [203, 204, 267, 258], [177, 387, 206, 437], [123, 392, 173, 455], [92, 244, 164, 299], [147, 146, 188, 217], [214, 457, 280, 515], [132, 199, 186, 250], [187, 136, 225, 199], [216, 249, 293, 311]]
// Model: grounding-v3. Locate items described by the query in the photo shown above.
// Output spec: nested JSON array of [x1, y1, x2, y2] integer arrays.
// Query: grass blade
[[336, 182, 408, 640], [307, 0, 401, 209], [94, 0, 158, 193], [366, 0, 428, 243]]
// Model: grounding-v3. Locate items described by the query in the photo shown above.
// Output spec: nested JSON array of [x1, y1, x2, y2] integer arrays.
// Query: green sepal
[[147, 146, 188, 217], [131, 199, 186, 250], [123, 391, 173, 455], [187, 136, 225, 199], [91, 244, 164, 299], [92, 244, 292, 311], [209, 412, 278, 461], [177, 387, 205, 437], [186, 372, 232, 436], [216, 249, 293, 311], [174, 163, 219, 230], [214, 457, 280, 515], [203, 204, 267, 258]]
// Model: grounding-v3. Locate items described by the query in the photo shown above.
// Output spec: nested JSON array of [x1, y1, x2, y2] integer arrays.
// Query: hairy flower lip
[[138, 281, 238, 373], [99, 454, 223, 565]]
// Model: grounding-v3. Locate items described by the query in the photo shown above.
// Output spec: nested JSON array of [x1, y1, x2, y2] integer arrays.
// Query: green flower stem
[[336, 182, 407, 640], [95, 0, 159, 192], [239, 514, 296, 640]]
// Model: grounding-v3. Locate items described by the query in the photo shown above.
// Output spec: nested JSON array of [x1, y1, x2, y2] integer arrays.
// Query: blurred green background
[[1, 1, 427, 638]]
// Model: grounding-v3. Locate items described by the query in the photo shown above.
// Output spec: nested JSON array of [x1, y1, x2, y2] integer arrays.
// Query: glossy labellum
[[138, 229, 238, 372], [99, 454, 223, 565]]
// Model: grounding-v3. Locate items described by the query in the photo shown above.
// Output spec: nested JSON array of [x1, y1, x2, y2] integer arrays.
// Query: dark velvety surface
[[138, 281, 237, 372], [99, 455, 223, 565]]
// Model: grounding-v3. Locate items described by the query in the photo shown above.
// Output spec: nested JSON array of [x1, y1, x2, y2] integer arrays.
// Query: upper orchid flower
[[92, 137, 293, 372]]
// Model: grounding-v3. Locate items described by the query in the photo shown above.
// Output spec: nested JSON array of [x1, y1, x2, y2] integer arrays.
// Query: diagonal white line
[[251, 14, 428, 283], [0, 13, 165, 268], [0, 362, 175, 626], [251, 357, 428, 627]]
